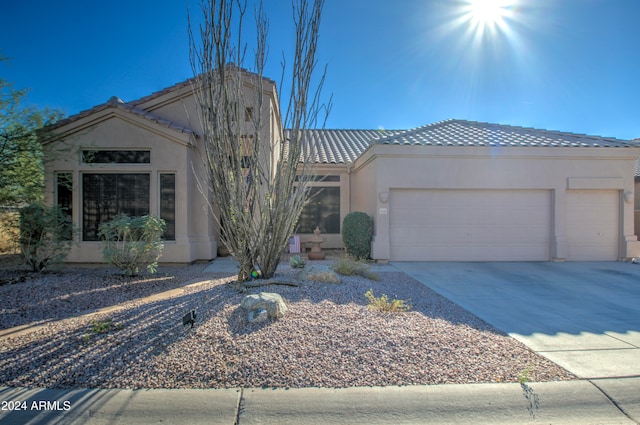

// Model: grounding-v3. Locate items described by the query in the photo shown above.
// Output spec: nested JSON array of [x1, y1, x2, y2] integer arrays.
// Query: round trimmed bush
[[342, 211, 373, 260]]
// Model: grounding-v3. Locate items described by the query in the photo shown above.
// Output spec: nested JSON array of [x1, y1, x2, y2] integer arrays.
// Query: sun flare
[[466, 0, 511, 28]]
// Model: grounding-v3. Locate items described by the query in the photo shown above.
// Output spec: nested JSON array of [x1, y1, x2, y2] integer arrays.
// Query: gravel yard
[[0, 260, 575, 389]]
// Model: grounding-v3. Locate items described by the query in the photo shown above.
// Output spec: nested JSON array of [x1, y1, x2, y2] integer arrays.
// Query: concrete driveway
[[392, 261, 640, 380]]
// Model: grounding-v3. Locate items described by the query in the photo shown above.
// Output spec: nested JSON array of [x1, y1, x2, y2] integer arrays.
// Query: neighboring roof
[[376, 119, 637, 148], [292, 129, 401, 164]]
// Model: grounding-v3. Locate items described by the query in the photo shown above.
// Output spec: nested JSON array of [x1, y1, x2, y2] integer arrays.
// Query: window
[[82, 174, 150, 241], [160, 174, 176, 241], [82, 150, 150, 164], [297, 187, 340, 234], [56, 173, 73, 240], [56, 173, 73, 214]]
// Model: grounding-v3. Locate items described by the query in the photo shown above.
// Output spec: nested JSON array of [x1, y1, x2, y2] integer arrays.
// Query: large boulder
[[296, 265, 341, 284], [241, 292, 288, 320]]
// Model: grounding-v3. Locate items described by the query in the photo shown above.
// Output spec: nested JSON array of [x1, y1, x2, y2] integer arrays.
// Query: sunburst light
[[464, 0, 513, 37]]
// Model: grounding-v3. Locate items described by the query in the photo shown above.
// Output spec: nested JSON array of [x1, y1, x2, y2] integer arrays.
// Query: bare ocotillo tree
[[189, 0, 327, 283]]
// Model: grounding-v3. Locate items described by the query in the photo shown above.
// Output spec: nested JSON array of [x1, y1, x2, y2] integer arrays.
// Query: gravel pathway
[[0, 262, 575, 389]]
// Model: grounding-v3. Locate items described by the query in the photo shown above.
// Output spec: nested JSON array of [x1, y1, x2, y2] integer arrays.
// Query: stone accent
[[241, 292, 288, 321], [247, 308, 268, 323]]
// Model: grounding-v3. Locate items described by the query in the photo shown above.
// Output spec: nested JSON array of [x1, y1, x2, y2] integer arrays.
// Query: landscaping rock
[[247, 308, 268, 323], [296, 265, 341, 284], [241, 292, 288, 319]]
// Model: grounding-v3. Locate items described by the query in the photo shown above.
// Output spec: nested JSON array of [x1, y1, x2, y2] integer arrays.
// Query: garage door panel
[[566, 190, 619, 261], [389, 189, 551, 261]]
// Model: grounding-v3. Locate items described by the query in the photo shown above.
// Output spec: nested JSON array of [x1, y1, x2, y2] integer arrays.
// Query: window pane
[[56, 173, 73, 214], [82, 150, 151, 164], [56, 173, 73, 240], [160, 174, 176, 241], [82, 174, 150, 241], [297, 187, 340, 234]]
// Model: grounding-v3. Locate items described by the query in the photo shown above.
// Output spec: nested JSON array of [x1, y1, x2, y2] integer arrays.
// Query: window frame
[[159, 173, 176, 241], [81, 149, 151, 164], [296, 175, 341, 235], [81, 172, 151, 241], [55, 172, 74, 241]]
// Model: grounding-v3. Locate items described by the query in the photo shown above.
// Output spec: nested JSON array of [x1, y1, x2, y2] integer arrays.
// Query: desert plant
[[0, 211, 20, 254], [518, 363, 540, 418], [189, 0, 329, 284], [98, 215, 165, 276], [364, 289, 410, 313], [342, 212, 373, 260], [91, 317, 123, 334], [19, 203, 73, 271], [333, 256, 379, 280], [82, 317, 124, 343], [289, 254, 306, 268]]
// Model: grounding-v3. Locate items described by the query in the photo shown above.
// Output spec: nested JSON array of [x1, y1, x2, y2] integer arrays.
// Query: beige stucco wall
[[352, 144, 640, 261], [635, 179, 640, 238], [43, 75, 283, 264], [43, 112, 217, 263]]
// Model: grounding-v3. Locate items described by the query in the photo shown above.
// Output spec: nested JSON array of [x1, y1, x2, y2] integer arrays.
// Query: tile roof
[[376, 119, 637, 148], [130, 67, 277, 108], [292, 129, 401, 164], [45, 96, 194, 137]]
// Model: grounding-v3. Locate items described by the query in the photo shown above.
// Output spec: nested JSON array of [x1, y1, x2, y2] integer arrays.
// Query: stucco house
[[42, 73, 640, 263]]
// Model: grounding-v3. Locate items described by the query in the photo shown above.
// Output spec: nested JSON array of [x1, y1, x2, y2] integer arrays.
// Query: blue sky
[[1, 0, 639, 139]]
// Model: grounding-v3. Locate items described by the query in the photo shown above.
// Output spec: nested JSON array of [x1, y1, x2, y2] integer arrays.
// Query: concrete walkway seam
[[588, 379, 640, 425]]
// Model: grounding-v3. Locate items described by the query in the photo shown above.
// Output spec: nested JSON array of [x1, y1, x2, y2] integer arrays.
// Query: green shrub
[[333, 256, 379, 281], [342, 212, 372, 260], [19, 204, 73, 272], [364, 289, 410, 313], [0, 212, 20, 254], [99, 215, 165, 276]]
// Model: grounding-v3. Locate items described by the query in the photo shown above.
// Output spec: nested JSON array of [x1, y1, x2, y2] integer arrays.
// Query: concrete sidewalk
[[2, 380, 639, 424]]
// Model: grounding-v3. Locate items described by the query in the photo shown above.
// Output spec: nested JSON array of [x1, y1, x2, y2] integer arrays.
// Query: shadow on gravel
[[0, 264, 213, 330], [0, 279, 243, 388], [1, 268, 569, 390], [236, 271, 502, 333]]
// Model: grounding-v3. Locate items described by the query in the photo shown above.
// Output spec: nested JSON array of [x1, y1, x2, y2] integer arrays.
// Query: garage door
[[389, 189, 551, 261], [566, 190, 619, 261]]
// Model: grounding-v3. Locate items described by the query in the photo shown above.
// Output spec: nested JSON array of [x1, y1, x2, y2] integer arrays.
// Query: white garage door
[[389, 189, 551, 261], [566, 190, 619, 261]]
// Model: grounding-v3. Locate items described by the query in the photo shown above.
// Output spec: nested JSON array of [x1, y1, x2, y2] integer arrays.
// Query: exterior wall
[[43, 75, 284, 264], [43, 114, 217, 264], [349, 155, 380, 254], [351, 145, 640, 261], [635, 179, 640, 238]]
